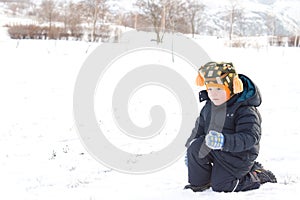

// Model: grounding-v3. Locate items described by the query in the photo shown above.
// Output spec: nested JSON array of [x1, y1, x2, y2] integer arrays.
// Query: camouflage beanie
[[196, 62, 243, 97]]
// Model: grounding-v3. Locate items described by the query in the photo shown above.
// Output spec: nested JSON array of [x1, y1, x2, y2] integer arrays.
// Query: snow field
[[0, 37, 300, 199]]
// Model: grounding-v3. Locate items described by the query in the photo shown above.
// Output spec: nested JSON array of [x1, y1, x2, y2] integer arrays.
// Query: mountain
[[114, 0, 299, 36], [198, 0, 299, 36]]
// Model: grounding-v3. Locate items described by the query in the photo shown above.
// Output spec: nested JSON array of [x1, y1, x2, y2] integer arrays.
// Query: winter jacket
[[186, 74, 262, 179]]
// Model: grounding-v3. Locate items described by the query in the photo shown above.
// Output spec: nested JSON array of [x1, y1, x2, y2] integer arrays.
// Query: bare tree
[[81, 0, 109, 42], [135, 0, 164, 43], [38, 0, 58, 39], [184, 0, 205, 38], [235, 8, 246, 36], [135, 0, 185, 43], [57, 1, 83, 38], [165, 0, 187, 34], [57, 1, 68, 32], [67, 2, 84, 38], [225, 0, 243, 40]]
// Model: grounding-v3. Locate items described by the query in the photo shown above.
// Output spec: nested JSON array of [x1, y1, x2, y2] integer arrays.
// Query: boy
[[184, 62, 277, 192]]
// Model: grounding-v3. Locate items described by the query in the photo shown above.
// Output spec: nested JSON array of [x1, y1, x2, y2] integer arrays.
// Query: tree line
[[2, 0, 299, 46]]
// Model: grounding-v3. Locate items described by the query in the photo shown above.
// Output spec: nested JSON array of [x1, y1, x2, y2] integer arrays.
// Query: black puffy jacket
[[187, 74, 262, 179]]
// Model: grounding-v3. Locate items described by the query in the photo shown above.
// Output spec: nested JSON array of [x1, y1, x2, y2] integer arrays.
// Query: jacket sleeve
[[222, 106, 261, 152], [185, 109, 206, 147]]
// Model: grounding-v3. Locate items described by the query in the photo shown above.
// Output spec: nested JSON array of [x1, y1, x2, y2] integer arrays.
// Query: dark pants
[[187, 137, 260, 192]]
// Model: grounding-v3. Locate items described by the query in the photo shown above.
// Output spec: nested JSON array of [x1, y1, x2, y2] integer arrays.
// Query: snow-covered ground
[[1, 26, 300, 200]]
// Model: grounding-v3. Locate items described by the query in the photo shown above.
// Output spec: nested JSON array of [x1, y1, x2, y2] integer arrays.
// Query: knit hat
[[196, 62, 243, 97]]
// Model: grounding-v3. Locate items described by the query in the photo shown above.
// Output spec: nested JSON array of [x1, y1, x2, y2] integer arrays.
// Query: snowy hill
[[1, 30, 300, 199]]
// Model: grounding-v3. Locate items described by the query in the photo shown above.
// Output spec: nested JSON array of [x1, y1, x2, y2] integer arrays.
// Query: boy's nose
[[210, 90, 218, 95]]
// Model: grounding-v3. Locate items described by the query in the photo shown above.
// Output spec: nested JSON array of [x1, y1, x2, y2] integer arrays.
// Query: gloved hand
[[184, 153, 188, 167], [205, 130, 224, 150]]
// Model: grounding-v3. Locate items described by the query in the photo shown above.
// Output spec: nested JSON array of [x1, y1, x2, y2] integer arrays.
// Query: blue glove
[[205, 130, 224, 150]]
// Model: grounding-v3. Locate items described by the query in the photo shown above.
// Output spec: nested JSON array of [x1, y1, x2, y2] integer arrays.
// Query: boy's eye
[[207, 88, 213, 91], [217, 88, 222, 91]]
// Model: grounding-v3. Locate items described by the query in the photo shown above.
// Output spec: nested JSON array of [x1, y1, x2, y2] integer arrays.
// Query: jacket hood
[[236, 74, 261, 107]]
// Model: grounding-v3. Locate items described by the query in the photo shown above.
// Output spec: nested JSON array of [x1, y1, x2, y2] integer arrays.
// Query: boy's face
[[207, 86, 229, 106]]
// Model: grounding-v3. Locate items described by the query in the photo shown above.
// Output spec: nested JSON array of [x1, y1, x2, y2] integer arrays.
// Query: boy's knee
[[187, 137, 205, 157], [187, 137, 211, 165], [187, 140, 199, 156]]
